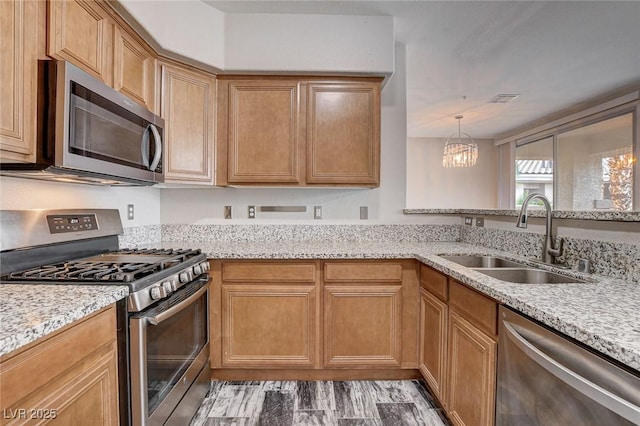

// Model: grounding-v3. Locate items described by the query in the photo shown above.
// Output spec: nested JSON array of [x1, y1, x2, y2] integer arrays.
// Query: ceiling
[[204, 1, 640, 139]]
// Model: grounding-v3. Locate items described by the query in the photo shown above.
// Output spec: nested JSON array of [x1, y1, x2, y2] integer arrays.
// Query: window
[[513, 112, 636, 211]]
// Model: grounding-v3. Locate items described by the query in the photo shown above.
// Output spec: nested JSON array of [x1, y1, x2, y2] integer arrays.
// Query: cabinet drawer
[[324, 262, 402, 283], [420, 264, 448, 302], [449, 280, 497, 337], [0, 306, 116, 409], [222, 262, 316, 283]]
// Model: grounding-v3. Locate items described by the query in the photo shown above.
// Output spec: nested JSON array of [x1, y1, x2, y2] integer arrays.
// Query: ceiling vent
[[488, 94, 520, 104]]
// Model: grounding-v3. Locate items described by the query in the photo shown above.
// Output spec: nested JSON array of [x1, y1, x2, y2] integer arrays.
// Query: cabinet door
[[305, 81, 380, 186], [225, 80, 301, 184], [447, 310, 497, 426], [324, 285, 402, 367], [419, 288, 448, 406], [161, 63, 216, 184], [0, 306, 119, 426], [221, 284, 319, 368], [113, 25, 156, 112], [0, 0, 43, 162], [48, 0, 111, 82]]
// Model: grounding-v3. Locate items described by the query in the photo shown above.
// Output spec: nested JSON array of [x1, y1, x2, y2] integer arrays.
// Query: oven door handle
[[147, 279, 208, 326]]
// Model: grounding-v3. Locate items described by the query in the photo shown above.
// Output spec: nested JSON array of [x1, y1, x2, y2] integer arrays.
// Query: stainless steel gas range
[[0, 209, 210, 425]]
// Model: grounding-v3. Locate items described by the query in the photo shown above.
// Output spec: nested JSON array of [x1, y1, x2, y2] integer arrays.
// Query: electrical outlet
[[360, 206, 368, 220], [464, 216, 473, 226], [314, 206, 322, 220], [476, 217, 485, 227], [224, 206, 232, 219], [248, 205, 256, 219], [127, 204, 134, 220]]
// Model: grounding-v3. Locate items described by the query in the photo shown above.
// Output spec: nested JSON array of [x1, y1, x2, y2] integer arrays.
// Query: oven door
[[130, 277, 210, 426]]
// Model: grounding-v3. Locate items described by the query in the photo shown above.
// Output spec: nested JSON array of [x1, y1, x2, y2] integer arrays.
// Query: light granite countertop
[[0, 285, 128, 357], [155, 240, 640, 371], [403, 208, 640, 222], [2, 240, 638, 374]]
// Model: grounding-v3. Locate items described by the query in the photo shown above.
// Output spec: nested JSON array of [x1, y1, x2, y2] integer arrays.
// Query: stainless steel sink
[[439, 255, 526, 268], [472, 268, 587, 284]]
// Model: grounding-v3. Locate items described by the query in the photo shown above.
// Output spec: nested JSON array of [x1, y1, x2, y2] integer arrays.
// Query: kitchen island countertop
[[0, 285, 128, 357]]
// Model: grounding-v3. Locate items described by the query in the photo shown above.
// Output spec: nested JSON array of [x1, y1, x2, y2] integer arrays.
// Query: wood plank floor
[[190, 380, 450, 426]]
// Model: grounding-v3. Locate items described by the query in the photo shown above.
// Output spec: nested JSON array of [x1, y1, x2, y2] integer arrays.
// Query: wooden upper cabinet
[[113, 25, 156, 112], [48, 0, 112, 83], [216, 77, 381, 187], [0, 0, 44, 162], [161, 62, 216, 184], [304, 81, 380, 186], [222, 79, 301, 184]]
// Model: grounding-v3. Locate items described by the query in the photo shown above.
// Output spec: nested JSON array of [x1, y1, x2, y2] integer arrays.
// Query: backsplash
[[160, 224, 460, 243], [118, 225, 162, 248], [120, 223, 639, 283]]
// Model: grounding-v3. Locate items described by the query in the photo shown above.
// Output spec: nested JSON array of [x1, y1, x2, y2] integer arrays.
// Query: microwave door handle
[[148, 124, 163, 171], [140, 124, 152, 168], [503, 321, 640, 424]]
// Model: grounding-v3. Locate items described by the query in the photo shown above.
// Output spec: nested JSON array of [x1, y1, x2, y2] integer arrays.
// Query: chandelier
[[442, 115, 478, 168]]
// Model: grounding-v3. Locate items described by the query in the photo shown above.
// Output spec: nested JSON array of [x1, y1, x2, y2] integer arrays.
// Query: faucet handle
[[548, 237, 564, 258]]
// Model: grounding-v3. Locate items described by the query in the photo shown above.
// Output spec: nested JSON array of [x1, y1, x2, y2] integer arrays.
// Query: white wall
[[224, 13, 394, 74], [119, 0, 225, 69], [406, 137, 498, 208], [159, 43, 454, 225], [0, 177, 161, 228]]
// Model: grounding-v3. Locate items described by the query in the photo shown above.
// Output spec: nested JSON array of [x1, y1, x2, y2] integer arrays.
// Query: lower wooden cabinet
[[211, 259, 420, 374], [447, 310, 497, 426], [0, 305, 119, 426], [419, 287, 448, 405], [419, 265, 498, 426], [324, 284, 402, 367], [221, 284, 319, 368]]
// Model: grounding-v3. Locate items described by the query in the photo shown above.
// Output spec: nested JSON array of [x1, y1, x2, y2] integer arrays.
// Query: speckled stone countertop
[[155, 240, 640, 371], [0, 285, 128, 357]]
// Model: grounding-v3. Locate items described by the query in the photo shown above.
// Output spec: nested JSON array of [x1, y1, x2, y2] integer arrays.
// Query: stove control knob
[[200, 262, 210, 272], [162, 280, 175, 293], [150, 286, 167, 300], [193, 264, 203, 275], [179, 270, 193, 283]]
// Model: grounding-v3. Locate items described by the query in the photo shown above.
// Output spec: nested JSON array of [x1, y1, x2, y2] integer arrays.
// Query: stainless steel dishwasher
[[497, 306, 640, 425]]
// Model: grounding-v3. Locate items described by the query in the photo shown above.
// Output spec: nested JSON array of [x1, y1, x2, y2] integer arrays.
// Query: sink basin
[[439, 255, 525, 268], [472, 268, 587, 284]]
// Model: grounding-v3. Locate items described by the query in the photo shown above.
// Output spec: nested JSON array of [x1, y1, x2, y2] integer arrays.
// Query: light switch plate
[[464, 217, 473, 226], [475, 217, 484, 227], [224, 206, 232, 219]]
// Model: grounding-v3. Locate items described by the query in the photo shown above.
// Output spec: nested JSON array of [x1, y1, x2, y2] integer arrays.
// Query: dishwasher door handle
[[503, 321, 640, 424]]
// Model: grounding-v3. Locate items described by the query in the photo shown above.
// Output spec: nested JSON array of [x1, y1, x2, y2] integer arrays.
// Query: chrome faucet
[[516, 194, 564, 264]]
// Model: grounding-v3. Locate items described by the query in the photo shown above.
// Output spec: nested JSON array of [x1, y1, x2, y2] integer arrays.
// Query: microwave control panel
[[47, 214, 98, 234]]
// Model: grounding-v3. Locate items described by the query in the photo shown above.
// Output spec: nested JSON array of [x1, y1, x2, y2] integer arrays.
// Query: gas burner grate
[[2, 248, 202, 283]]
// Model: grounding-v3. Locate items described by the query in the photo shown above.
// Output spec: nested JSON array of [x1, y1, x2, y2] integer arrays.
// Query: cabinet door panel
[[222, 285, 318, 367], [306, 82, 380, 186], [161, 63, 216, 184], [447, 310, 497, 426], [0, 0, 41, 162], [113, 26, 156, 112], [324, 285, 402, 367], [419, 288, 448, 406], [227, 81, 300, 183], [48, 0, 110, 82]]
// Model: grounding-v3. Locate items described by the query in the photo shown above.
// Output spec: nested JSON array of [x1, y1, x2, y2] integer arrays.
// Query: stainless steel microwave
[[0, 60, 164, 186]]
